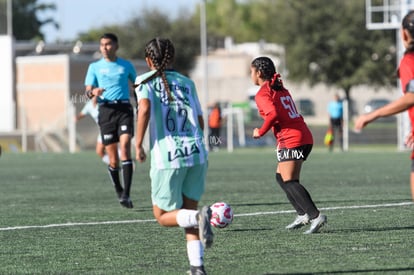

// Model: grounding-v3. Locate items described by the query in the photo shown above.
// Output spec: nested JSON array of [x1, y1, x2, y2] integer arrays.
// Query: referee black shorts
[[98, 102, 134, 145], [330, 118, 342, 129]]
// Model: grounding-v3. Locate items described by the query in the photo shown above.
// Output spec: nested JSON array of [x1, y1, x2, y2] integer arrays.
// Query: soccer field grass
[[1, 148, 414, 274]]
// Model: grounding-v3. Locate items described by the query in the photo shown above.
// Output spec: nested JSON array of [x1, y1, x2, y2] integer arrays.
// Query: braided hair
[[251, 57, 284, 91], [144, 38, 175, 101], [402, 10, 414, 54]]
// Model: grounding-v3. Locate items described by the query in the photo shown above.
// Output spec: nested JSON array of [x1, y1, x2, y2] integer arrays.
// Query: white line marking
[[0, 201, 412, 231], [0, 219, 156, 231], [235, 201, 413, 217]]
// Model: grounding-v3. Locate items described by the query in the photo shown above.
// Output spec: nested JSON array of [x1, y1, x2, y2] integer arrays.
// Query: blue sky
[[38, 0, 200, 42]]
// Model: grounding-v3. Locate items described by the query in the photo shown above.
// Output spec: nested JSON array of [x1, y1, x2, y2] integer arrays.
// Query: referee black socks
[[107, 165, 123, 195], [122, 160, 133, 198]]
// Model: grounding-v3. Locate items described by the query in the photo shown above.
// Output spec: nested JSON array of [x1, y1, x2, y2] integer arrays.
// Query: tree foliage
[[12, 0, 58, 41], [78, 7, 200, 76], [17, 0, 397, 99], [197, 0, 397, 99], [202, 0, 260, 44], [270, 0, 397, 98]]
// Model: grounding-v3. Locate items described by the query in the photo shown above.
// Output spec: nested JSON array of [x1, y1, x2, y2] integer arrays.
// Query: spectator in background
[[208, 102, 222, 151], [327, 94, 343, 151]]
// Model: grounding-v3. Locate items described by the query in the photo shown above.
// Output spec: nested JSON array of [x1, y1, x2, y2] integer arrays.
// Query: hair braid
[[251, 56, 284, 91], [144, 38, 175, 101], [403, 11, 414, 53]]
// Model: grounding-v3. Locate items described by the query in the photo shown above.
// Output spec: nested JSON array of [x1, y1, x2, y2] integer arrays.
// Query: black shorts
[[277, 144, 313, 162], [98, 103, 134, 145], [330, 118, 342, 128]]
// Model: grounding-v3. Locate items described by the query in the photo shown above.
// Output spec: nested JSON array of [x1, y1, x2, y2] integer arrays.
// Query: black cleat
[[198, 206, 214, 249], [188, 265, 207, 275], [119, 196, 133, 209]]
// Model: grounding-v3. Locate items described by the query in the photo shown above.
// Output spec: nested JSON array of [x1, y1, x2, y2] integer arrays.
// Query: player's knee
[[155, 215, 172, 227], [275, 173, 283, 184], [152, 209, 169, 227], [96, 148, 105, 157], [156, 219, 167, 226]]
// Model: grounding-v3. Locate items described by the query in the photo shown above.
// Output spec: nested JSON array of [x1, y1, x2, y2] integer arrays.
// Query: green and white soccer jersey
[[136, 70, 208, 169], [80, 100, 99, 124]]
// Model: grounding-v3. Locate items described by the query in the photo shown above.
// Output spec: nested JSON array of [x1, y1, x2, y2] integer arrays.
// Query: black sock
[[284, 179, 319, 219], [276, 174, 306, 216], [107, 166, 123, 193], [122, 160, 133, 198]]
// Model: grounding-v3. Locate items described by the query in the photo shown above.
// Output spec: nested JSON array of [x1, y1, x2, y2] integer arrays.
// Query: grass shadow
[[264, 267, 414, 274]]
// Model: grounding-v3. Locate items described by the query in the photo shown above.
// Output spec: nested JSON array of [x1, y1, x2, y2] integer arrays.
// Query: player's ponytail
[[251, 56, 284, 91], [144, 38, 175, 101], [270, 73, 284, 91], [402, 11, 414, 54]]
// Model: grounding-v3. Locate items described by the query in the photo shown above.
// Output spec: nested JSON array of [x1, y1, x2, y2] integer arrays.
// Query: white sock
[[176, 209, 198, 228], [187, 240, 204, 267], [102, 154, 110, 165]]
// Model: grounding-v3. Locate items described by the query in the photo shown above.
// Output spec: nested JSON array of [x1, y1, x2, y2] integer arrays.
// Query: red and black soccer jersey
[[399, 52, 414, 159], [255, 82, 313, 149]]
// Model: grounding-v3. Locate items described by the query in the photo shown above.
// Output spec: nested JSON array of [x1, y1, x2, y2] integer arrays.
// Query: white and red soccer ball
[[209, 202, 234, 228]]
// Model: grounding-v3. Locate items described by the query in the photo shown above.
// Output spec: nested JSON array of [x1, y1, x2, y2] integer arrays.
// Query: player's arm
[[84, 64, 102, 99], [135, 98, 150, 162], [198, 115, 204, 131], [85, 85, 95, 99], [374, 93, 414, 116], [75, 113, 86, 122], [355, 92, 414, 130], [253, 109, 277, 138], [191, 83, 204, 131], [85, 85, 105, 99]]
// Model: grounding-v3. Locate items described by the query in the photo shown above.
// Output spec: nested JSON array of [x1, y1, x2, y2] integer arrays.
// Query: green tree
[[199, 0, 397, 106], [204, 0, 259, 43], [79, 8, 200, 75], [12, 0, 58, 41], [262, 0, 396, 101], [76, 0, 398, 105]]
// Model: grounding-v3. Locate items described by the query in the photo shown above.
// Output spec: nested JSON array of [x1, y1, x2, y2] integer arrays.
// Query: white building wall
[[0, 35, 15, 131]]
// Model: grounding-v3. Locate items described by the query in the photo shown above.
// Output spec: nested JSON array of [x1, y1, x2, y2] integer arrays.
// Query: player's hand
[[135, 145, 147, 163], [252, 128, 261, 139], [92, 87, 105, 97], [354, 115, 369, 132], [405, 133, 414, 149]]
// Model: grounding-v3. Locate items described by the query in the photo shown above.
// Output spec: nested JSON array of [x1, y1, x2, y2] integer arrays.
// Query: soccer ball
[[209, 202, 234, 228]]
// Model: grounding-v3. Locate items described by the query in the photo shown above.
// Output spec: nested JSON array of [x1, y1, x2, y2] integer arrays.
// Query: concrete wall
[[16, 55, 70, 131], [13, 54, 147, 151], [0, 35, 15, 131]]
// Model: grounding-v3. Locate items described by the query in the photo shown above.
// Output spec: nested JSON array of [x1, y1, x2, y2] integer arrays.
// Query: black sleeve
[[405, 79, 414, 93]]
